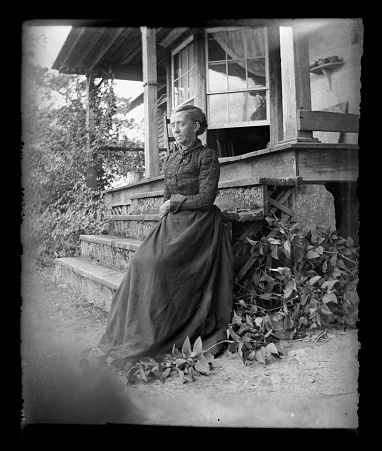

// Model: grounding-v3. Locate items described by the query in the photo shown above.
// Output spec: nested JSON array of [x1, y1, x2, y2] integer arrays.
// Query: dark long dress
[[98, 139, 233, 361]]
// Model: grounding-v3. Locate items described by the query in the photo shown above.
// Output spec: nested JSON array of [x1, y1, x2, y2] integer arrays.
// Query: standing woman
[[98, 105, 233, 364]]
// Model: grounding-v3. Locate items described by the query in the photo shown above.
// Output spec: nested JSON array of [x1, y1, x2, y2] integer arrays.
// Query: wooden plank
[[141, 27, 159, 178], [268, 197, 295, 217], [297, 148, 359, 182], [279, 25, 313, 142], [84, 28, 125, 75], [298, 110, 360, 133], [268, 26, 284, 146], [159, 28, 188, 48]]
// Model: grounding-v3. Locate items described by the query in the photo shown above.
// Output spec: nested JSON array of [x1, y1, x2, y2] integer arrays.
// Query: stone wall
[[294, 184, 336, 234]]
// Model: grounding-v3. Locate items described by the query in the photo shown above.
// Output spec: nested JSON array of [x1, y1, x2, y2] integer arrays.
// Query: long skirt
[[98, 205, 233, 361]]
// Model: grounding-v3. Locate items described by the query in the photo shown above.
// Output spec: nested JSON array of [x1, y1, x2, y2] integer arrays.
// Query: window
[[206, 27, 269, 128], [172, 37, 195, 108]]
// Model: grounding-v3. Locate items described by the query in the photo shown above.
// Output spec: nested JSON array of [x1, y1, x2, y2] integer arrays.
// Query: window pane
[[174, 53, 180, 79], [248, 91, 267, 121], [247, 58, 266, 88], [180, 47, 188, 75], [188, 42, 195, 69], [209, 94, 228, 124], [228, 61, 246, 90], [181, 75, 188, 102], [173, 79, 180, 106], [226, 30, 245, 59], [208, 63, 228, 92], [245, 28, 265, 58], [207, 32, 226, 61], [228, 92, 246, 123]]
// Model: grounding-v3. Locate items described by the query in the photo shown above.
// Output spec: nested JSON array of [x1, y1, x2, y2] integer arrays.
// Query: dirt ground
[[20, 265, 359, 430]]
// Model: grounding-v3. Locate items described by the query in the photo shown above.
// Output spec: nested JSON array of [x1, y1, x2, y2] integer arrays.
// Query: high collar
[[176, 138, 204, 155]]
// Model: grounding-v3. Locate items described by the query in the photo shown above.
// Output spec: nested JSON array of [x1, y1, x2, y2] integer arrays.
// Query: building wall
[[308, 18, 363, 144]]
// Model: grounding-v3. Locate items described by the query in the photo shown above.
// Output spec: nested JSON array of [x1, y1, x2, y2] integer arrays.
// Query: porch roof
[[51, 26, 190, 82], [51, 19, 308, 81]]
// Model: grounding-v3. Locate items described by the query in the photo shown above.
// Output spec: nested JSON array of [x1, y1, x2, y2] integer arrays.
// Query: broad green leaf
[[192, 336, 203, 355], [283, 239, 291, 255], [172, 344, 182, 358], [247, 237, 260, 246], [246, 315, 254, 328], [140, 368, 148, 382], [322, 260, 328, 273], [307, 250, 320, 259], [276, 342, 287, 355], [346, 236, 354, 247], [322, 295, 332, 304], [228, 341, 238, 353], [267, 237, 281, 245], [330, 254, 338, 267], [156, 363, 164, 384], [271, 245, 279, 259], [328, 293, 338, 303], [315, 245, 324, 255], [254, 317, 263, 327], [283, 279, 296, 299], [178, 369, 185, 384], [309, 275, 322, 285], [320, 304, 333, 315], [247, 350, 257, 361], [162, 367, 171, 378], [255, 347, 266, 364], [346, 290, 359, 304], [265, 342, 279, 355], [300, 293, 309, 306], [233, 310, 243, 326], [259, 292, 273, 299], [195, 360, 210, 375], [229, 326, 241, 341], [182, 336, 192, 357]]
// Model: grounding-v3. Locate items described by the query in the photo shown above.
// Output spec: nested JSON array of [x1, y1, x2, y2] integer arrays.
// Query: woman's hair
[[173, 105, 208, 136]]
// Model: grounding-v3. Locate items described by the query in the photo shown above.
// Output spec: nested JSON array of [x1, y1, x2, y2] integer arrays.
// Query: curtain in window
[[213, 28, 265, 77]]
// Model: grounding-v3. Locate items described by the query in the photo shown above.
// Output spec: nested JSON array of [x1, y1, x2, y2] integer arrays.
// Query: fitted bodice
[[163, 140, 220, 212]]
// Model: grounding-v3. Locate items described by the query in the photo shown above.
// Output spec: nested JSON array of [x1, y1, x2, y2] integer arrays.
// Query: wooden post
[[141, 26, 159, 178], [193, 28, 207, 145], [268, 26, 284, 146], [85, 72, 98, 189], [279, 24, 316, 143]]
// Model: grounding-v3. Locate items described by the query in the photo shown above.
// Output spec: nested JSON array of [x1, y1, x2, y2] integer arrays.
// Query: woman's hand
[[159, 199, 171, 218]]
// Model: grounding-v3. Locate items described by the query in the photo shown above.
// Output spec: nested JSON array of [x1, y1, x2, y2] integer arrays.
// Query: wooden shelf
[[309, 61, 344, 91], [309, 61, 344, 74]]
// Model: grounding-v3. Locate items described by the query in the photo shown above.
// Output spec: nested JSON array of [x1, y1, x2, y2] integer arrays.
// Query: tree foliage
[[22, 59, 144, 265]]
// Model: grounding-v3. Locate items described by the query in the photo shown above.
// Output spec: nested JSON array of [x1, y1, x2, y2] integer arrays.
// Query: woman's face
[[170, 111, 199, 149]]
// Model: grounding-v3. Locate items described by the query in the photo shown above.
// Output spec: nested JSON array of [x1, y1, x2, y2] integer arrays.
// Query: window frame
[[205, 26, 270, 129], [171, 35, 195, 109]]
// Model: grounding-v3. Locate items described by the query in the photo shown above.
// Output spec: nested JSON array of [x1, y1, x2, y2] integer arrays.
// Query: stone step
[[80, 235, 142, 270], [54, 256, 125, 313], [106, 214, 160, 240]]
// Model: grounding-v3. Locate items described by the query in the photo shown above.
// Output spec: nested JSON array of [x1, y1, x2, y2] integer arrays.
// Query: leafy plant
[[229, 216, 359, 363], [122, 336, 215, 385]]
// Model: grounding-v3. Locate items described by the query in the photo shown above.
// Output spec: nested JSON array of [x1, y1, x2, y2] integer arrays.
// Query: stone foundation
[[294, 184, 336, 234]]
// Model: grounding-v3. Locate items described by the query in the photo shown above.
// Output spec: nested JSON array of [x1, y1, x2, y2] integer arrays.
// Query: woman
[[98, 105, 233, 363]]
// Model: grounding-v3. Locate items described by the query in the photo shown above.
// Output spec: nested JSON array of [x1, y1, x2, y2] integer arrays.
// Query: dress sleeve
[[170, 147, 220, 213], [163, 155, 171, 202]]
